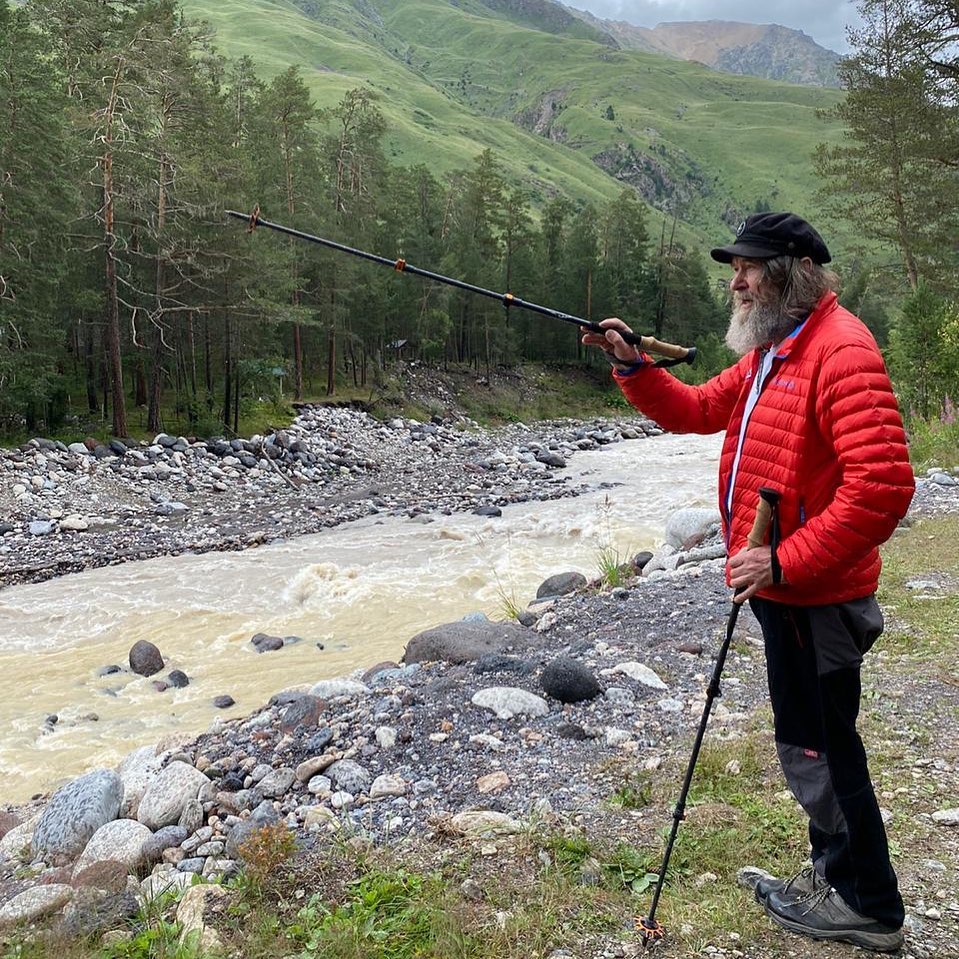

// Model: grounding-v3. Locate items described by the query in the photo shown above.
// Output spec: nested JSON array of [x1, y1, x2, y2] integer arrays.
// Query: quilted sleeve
[[775, 341, 915, 587], [614, 357, 748, 435]]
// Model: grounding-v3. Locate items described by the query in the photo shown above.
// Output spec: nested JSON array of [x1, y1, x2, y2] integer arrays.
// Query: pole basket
[[635, 915, 665, 948]]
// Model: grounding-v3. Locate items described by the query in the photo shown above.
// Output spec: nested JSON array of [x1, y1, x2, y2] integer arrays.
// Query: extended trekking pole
[[225, 207, 696, 368], [637, 487, 782, 949]]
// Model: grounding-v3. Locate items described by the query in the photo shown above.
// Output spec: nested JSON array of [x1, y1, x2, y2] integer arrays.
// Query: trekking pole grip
[[746, 487, 780, 550]]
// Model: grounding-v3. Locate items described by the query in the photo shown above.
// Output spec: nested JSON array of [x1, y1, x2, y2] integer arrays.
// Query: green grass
[[180, 0, 849, 261], [905, 415, 959, 472], [878, 514, 959, 667]]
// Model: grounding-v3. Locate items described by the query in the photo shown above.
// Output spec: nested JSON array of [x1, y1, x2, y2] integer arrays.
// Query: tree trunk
[[134, 355, 147, 407], [292, 316, 303, 399], [222, 312, 232, 431], [146, 329, 165, 434], [147, 145, 169, 434], [348, 339, 359, 388], [326, 286, 337, 396], [102, 57, 127, 437], [85, 321, 99, 413], [204, 314, 213, 399]]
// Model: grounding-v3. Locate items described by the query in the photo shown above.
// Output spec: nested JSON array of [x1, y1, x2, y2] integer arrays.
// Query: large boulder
[[31, 769, 124, 865], [129, 640, 164, 677], [73, 818, 153, 877], [137, 761, 211, 830], [116, 745, 169, 819], [664, 507, 721, 549], [403, 621, 532, 665], [0, 885, 74, 930]]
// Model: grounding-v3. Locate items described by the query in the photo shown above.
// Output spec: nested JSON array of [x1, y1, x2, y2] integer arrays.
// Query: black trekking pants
[[750, 595, 904, 928]]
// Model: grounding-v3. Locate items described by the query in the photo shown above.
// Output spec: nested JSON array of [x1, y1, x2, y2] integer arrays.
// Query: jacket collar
[[766, 290, 837, 361]]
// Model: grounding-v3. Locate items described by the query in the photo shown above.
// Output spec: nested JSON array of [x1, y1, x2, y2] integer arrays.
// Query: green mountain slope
[[182, 0, 846, 253]]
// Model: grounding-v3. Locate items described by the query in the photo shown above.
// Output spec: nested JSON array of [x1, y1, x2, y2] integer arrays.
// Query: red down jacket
[[615, 291, 915, 606]]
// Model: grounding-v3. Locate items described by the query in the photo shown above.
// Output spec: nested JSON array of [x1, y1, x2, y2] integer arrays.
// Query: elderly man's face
[[725, 256, 788, 356], [729, 256, 768, 308]]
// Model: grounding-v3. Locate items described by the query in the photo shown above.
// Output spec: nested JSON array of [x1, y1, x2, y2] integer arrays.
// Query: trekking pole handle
[[746, 487, 780, 550], [594, 327, 692, 360], [630, 333, 691, 360]]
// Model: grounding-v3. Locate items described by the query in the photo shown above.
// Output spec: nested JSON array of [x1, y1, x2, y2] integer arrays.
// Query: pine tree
[[887, 282, 955, 418], [815, 0, 957, 291], [0, 1, 77, 430], [253, 67, 322, 399]]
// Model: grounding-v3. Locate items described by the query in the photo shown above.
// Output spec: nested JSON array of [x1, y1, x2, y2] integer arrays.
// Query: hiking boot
[[754, 864, 826, 905], [764, 884, 904, 953]]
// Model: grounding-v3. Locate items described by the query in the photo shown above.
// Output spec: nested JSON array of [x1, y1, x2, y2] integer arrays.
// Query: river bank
[[1, 411, 958, 958], [0, 405, 665, 591]]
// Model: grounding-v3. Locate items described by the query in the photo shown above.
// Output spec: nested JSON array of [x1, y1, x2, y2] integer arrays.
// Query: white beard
[[725, 296, 795, 356]]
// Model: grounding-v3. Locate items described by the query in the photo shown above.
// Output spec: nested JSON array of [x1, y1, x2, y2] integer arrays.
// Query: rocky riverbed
[[1, 408, 958, 957], [0, 406, 663, 590]]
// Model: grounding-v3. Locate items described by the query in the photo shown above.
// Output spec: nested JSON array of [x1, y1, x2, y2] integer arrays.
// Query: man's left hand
[[728, 545, 774, 601]]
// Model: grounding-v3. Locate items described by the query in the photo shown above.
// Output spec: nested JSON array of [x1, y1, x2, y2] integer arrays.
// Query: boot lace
[[795, 883, 834, 917], [781, 864, 815, 894]]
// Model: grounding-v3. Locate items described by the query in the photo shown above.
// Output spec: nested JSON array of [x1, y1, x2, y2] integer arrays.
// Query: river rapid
[[0, 431, 721, 804]]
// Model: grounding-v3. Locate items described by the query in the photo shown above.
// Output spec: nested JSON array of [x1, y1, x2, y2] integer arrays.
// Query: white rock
[[73, 818, 153, 876], [140, 866, 193, 903], [471, 687, 549, 720], [605, 727, 633, 747], [177, 884, 229, 952], [301, 806, 340, 831], [468, 733, 504, 751], [58, 515, 87, 531], [607, 661, 668, 690], [932, 808, 959, 826], [309, 679, 370, 699], [117, 745, 170, 819], [450, 810, 523, 837], [0, 884, 74, 929], [307, 775, 332, 796], [664, 507, 721, 548], [137, 760, 210, 830], [657, 698, 685, 713], [0, 816, 39, 862], [370, 774, 407, 800], [534, 611, 561, 633]]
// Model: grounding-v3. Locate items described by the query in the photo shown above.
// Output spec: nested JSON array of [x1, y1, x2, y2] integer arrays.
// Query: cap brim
[[709, 242, 780, 264]]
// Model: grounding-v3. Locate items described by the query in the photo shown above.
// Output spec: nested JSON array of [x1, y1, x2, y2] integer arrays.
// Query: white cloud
[[568, 0, 863, 53]]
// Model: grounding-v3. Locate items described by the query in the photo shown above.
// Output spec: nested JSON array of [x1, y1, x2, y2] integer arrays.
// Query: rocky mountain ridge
[[566, 11, 842, 87]]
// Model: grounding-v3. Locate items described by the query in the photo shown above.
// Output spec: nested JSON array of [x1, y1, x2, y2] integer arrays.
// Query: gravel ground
[[1, 404, 957, 958]]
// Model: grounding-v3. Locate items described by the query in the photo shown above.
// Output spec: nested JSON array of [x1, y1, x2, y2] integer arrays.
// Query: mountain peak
[[566, 10, 841, 87]]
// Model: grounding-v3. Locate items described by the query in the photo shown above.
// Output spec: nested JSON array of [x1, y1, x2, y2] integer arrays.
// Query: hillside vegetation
[[182, 0, 846, 249]]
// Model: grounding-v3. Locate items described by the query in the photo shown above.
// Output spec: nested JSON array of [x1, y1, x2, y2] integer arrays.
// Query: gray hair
[[759, 256, 840, 321]]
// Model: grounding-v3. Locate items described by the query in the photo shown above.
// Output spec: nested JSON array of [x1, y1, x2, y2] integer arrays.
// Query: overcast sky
[[567, 0, 863, 53]]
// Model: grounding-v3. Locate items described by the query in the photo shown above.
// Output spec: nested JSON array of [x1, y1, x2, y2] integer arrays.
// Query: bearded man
[[583, 212, 914, 953]]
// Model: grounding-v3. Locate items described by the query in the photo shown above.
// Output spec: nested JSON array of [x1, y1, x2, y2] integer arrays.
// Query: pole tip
[[635, 915, 665, 949]]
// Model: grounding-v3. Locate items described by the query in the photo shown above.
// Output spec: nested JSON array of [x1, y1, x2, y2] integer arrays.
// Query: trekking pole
[[637, 487, 781, 949], [225, 207, 696, 368]]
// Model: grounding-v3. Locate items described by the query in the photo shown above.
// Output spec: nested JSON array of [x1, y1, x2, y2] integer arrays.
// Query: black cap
[[710, 212, 831, 265]]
